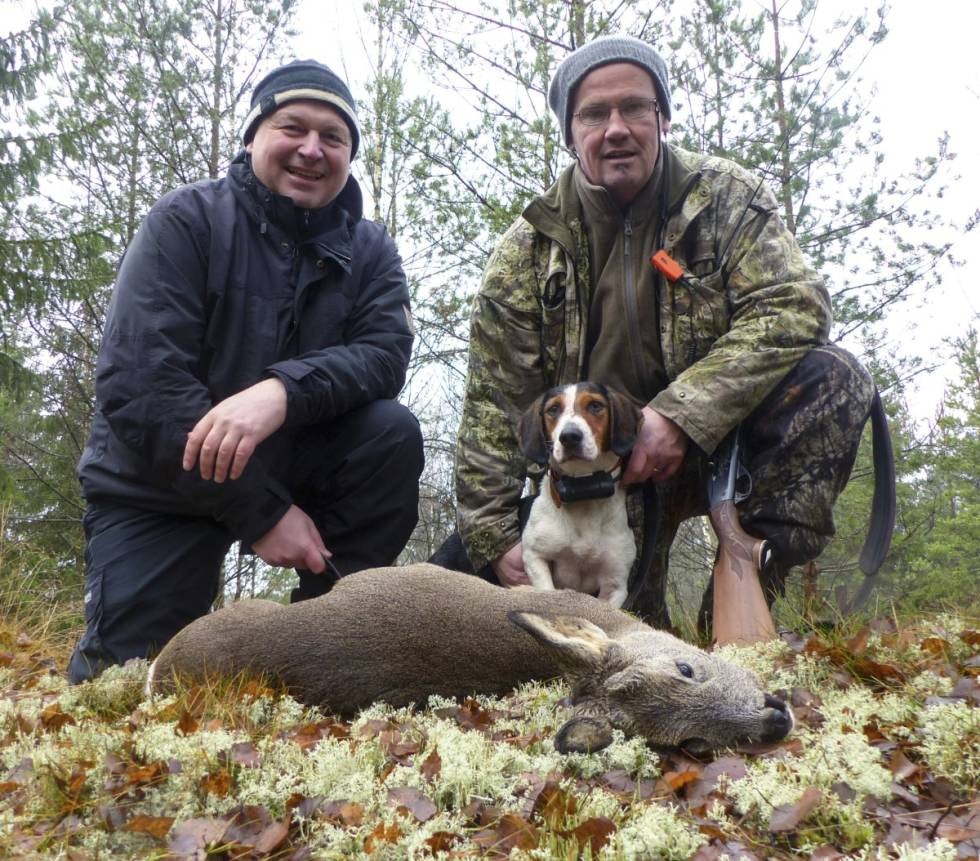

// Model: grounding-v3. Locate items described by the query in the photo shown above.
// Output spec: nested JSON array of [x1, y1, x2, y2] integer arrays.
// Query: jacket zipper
[[622, 214, 646, 393]]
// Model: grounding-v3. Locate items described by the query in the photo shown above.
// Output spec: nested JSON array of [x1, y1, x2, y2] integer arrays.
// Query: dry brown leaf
[[852, 657, 907, 684], [660, 766, 702, 793], [40, 703, 75, 731], [768, 786, 822, 832], [531, 779, 577, 828], [357, 718, 398, 739], [176, 710, 199, 736], [381, 731, 420, 760], [253, 816, 291, 854], [226, 740, 261, 768], [503, 730, 548, 749], [167, 817, 229, 856], [790, 687, 822, 708], [846, 626, 871, 654], [454, 697, 495, 732], [388, 786, 438, 822], [462, 799, 502, 827], [125, 814, 175, 840], [425, 830, 462, 853], [364, 821, 402, 853], [889, 749, 922, 782], [919, 636, 949, 657], [598, 769, 655, 801], [126, 760, 168, 785], [472, 813, 539, 855], [687, 757, 748, 810], [319, 800, 365, 827], [419, 748, 442, 782], [568, 816, 616, 854], [199, 768, 232, 797], [951, 676, 980, 702]]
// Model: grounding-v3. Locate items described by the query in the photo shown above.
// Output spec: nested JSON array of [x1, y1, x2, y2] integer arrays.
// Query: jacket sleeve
[[96, 201, 293, 544], [650, 174, 832, 454], [265, 225, 413, 426], [455, 219, 549, 572]]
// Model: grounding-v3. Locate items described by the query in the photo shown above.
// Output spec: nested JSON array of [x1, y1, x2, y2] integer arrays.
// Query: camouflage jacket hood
[[456, 145, 831, 571]]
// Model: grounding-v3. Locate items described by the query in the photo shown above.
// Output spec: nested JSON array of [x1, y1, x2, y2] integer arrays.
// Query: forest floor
[[0, 598, 977, 859]]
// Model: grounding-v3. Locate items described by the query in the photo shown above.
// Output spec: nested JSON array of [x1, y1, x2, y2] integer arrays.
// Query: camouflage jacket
[[456, 145, 831, 571]]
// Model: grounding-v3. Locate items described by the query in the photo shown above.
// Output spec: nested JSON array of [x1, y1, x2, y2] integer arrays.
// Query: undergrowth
[[0, 585, 977, 859]]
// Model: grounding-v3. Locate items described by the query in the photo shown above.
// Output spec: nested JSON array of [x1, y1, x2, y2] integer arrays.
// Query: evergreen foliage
[[0, 0, 975, 618]]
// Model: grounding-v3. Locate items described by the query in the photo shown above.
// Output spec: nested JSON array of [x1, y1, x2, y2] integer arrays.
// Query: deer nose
[[558, 426, 583, 448], [760, 694, 794, 742]]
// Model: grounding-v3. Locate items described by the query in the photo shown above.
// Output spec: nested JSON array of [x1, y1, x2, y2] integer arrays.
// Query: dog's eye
[[545, 404, 562, 418], [677, 662, 694, 679], [586, 400, 606, 415]]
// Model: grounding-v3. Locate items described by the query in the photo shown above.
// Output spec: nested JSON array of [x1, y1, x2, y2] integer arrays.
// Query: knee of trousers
[[351, 400, 425, 474], [794, 345, 876, 415]]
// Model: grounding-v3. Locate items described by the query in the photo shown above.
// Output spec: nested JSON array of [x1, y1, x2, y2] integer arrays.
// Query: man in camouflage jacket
[[454, 35, 875, 626]]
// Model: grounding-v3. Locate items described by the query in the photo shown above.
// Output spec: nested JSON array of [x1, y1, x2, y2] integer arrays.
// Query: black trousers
[[68, 400, 423, 683]]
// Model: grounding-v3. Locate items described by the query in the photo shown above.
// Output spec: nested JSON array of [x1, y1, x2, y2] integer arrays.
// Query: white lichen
[[917, 701, 980, 791], [599, 800, 708, 860]]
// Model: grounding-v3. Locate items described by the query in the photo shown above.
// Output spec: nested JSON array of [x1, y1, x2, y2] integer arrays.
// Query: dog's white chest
[[522, 482, 636, 604]]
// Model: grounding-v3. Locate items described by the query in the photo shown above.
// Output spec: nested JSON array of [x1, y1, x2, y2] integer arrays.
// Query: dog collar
[[549, 461, 623, 507]]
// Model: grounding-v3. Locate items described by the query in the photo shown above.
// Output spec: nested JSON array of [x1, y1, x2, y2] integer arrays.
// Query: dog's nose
[[558, 426, 583, 448]]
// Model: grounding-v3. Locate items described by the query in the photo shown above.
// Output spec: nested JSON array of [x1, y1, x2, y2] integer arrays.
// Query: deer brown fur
[[148, 564, 792, 754]]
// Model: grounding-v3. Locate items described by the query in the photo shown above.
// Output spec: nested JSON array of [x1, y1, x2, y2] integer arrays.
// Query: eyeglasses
[[574, 97, 659, 126]]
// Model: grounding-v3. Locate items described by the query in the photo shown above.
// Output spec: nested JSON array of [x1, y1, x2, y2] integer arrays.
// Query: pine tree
[[0, 0, 297, 589]]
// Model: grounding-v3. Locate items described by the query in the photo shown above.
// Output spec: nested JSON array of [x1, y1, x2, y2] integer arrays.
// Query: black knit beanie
[[548, 36, 671, 145], [242, 59, 360, 158]]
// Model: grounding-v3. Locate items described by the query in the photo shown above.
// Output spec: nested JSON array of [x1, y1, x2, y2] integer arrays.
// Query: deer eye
[[677, 662, 694, 679]]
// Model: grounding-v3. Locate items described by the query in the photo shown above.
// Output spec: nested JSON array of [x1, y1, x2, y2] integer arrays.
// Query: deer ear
[[606, 388, 643, 457], [554, 714, 614, 753], [516, 395, 551, 464], [507, 611, 610, 674]]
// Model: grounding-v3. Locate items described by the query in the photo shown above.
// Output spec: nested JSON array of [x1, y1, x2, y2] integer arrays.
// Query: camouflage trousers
[[624, 345, 876, 629]]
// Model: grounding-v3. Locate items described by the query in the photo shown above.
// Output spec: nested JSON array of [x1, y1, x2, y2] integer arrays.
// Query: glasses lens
[[621, 99, 654, 120], [577, 106, 610, 125]]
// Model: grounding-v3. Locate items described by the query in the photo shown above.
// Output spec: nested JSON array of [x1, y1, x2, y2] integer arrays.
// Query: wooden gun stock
[[709, 499, 777, 647]]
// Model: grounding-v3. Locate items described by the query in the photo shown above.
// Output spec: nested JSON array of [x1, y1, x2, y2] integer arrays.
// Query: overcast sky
[[4, 0, 975, 420], [294, 0, 978, 422]]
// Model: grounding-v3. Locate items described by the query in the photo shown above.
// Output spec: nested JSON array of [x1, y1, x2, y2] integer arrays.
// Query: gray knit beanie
[[242, 59, 360, 158], [548, 35, 671, 144]]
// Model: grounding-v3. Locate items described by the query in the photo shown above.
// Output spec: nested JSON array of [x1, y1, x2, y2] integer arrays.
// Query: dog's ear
[[606, 388, 644, 457], [517, 394, 551, 464]]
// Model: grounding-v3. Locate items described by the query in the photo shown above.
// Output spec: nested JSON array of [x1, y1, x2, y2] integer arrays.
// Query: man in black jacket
[[68, 60, 424, 683]]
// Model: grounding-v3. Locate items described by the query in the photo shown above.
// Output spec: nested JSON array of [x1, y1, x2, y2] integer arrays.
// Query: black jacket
[[77, 155, 413, 544]]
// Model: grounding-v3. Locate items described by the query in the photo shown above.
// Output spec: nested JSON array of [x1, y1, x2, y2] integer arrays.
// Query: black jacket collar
[[228, 152, 363, 272]]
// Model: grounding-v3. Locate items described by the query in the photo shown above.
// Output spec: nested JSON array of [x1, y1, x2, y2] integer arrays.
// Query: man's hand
[[622, 406, 689, 485], [492, 542, 530, 587], [252, 505, 330, 574], [183, 378, 287, 482]]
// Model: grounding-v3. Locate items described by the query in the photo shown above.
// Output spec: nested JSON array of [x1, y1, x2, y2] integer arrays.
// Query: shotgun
[[707, 424, 777, 646]]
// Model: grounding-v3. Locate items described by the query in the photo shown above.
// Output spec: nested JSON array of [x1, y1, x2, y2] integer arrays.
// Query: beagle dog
[[517, 382, 643, 608]]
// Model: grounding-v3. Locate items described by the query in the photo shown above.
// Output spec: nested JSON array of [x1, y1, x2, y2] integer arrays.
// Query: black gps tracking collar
[[551, 462, 624, 503]]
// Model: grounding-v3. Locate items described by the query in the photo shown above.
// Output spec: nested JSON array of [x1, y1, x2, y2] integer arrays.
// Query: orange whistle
[[650, 249, 683, 282]]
